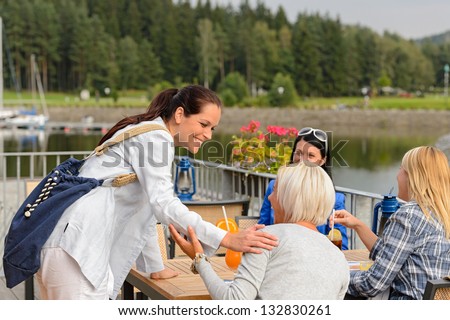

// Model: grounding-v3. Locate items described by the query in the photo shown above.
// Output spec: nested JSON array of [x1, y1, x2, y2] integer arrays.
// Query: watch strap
[[190, 253, 209, 274]]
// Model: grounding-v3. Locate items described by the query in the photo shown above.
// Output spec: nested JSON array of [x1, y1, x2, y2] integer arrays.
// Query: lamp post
[[174, 157, 196, 201], [444, 64, 449, 105]]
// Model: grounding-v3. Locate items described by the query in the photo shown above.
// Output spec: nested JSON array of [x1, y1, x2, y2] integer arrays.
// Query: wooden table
[[122, 249, 371, 300], [123, 257, 234, 300], [343, 249, 370, 262]]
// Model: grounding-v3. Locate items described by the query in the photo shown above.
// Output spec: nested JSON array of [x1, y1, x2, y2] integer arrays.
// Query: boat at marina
[[2, 110, 48, 129], [1, 18, 48, 129]]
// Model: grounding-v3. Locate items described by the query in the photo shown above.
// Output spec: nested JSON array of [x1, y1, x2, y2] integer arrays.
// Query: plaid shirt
[[348, 201, 450, 300]]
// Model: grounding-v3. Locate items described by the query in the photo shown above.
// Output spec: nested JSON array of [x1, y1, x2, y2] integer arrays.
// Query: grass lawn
[[3, 90, 450, 110], [2, 90, 149, 108], [294, 95, 450, 110]]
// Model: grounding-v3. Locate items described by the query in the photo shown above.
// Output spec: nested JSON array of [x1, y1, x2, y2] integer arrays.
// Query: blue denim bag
[[2, 123, 168, 288], [3, 158, 102, 288]]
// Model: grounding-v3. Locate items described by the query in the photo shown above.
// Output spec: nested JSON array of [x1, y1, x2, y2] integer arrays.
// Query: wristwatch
[[190, 253, 210, 274]]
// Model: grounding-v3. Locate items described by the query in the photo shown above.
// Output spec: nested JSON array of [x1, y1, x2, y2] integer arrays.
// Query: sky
[[207, 0, 450, 39]]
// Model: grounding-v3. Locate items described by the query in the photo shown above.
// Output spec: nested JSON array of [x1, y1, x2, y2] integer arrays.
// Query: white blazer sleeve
[[129, 130, 227, 256]]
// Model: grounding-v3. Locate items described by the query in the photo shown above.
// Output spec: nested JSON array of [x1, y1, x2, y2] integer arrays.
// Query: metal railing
[[187, 157, 383, 249], [0, 151, 384, 272]]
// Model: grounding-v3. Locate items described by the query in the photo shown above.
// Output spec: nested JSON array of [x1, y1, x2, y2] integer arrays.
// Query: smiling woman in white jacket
[[36, 85, 278, 300]]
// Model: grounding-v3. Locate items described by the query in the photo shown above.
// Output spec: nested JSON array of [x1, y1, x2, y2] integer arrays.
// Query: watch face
[[191, 253, 208, 274]]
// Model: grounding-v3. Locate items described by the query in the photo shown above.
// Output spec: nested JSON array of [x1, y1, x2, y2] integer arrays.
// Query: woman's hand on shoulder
[[220, 224, 278, 254]]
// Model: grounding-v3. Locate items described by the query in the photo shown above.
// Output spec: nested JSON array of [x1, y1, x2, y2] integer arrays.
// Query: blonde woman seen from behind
[[170, 162, 349, 299], [334, 146, 450, 299]]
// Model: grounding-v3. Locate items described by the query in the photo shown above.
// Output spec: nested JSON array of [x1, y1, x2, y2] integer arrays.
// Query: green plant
[[218, 72, 249, 104], [230, 120, 298, 173], [268, 73, 297, 107], [220, 89, 238, 106]]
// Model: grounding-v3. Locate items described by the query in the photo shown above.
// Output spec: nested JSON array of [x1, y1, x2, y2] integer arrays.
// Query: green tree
[[214, 23, 230, 84], [1, 0, 30, 90], [117, 36, 139, 91], [292, 14, 322, 96], [318, 16, 345, 96], [378, 71, 392, 88], [197, 19, 218, 88], [273, 6, 290, 31], [237, 17, 257, 94], [174, 1, 197, 82], [342, 26, 362, 95], [159, 0, 182, 83], [68, 4, 93, 89], [277, 25, 294, 76], [421, 41, 450, 88], [121, 0, 141, 41], [218, 72, 249, 103], [87, 0, 121, 39], [32, 0, 60, 91], [86, 16, 115, 92], [268, 73, 297, 107], [137, 39, 163, 89], [251, 21, 279, 90], [354, 27, 380, 89], [138, 0, 162, 43]]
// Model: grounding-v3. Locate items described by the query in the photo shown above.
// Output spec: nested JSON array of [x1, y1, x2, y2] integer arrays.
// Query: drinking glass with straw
[[327, 209, 342, 249], [222, 206, 242, 271], [222, 206, 230, 232], [330, 209, 335, 241]]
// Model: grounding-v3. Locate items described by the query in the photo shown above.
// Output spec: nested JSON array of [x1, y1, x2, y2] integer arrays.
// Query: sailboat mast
[[1, 16, 4, 110], [31, 54, 49, 119]]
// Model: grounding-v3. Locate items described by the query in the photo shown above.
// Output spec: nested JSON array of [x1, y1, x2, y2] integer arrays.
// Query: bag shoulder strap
[[94, 123, 169, 156], [90, 123, 169, 187]]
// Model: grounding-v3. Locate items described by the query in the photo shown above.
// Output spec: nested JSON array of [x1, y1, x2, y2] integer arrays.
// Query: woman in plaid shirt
[[334, 146, 450, 299]]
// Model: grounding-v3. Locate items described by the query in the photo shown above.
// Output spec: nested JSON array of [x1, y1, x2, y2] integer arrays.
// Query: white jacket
[[43, 117, 226, 298]]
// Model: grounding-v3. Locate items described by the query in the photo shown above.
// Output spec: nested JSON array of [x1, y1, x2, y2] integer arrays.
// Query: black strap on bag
[[2, 124, 168, 288]]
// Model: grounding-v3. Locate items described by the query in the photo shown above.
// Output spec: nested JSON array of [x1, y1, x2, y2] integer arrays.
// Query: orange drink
[[216, 218, 238, 233], [225, 249, 242, 271]]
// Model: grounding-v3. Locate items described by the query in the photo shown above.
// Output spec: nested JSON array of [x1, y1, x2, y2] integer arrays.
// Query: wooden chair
[[235, 215, 260, 230], [156, 223, 170, 262], [169, 198, 250, 258], [182, 198, 250, 225], [25, 179, 40, 197], [423, 277, 450, 300]]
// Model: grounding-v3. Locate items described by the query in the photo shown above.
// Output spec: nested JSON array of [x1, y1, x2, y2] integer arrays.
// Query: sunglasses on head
[[298, 127, 328, 153]]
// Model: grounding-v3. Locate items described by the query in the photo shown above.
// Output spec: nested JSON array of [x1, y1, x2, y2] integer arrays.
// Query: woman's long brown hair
[[98, 85, 222, 146]]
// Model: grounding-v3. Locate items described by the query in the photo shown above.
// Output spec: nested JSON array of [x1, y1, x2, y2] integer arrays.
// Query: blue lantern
[[174, 157, 196, 201]]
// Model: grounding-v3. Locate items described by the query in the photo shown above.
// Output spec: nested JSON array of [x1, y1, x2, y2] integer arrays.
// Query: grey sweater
[[197, 224, 350, 299]]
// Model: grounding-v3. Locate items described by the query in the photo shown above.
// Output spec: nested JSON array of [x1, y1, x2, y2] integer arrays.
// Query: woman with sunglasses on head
[[258, 127, 349, 250], [334, 146, 450, 300]]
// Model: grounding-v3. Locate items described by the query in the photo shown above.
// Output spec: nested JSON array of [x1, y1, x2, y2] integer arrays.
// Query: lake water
[[0, 128, 443, 195]]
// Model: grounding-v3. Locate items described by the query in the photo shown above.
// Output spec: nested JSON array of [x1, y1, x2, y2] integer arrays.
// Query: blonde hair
[[402, 146, 450, 238], [275, 162, 335, 225]]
